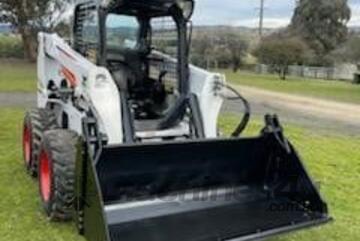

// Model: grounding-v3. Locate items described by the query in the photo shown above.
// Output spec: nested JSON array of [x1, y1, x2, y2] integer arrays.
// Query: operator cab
[[102, 0, 194, 122], [73, 0, 199, 141], [104, 12, 174, 120]]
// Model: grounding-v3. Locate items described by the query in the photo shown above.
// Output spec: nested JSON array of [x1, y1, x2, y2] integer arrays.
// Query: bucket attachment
[[75, 123, 331, 241]]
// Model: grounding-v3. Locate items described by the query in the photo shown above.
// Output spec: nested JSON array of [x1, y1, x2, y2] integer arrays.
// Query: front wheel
[[22, 109, 58, 177], [39, 129, 78, 221]]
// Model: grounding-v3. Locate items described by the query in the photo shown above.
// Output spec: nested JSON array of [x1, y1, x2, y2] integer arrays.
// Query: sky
[[192, 0, 360, 28]]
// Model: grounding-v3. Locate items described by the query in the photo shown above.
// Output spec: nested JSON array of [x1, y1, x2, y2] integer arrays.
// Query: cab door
[[73, 2, 99, 64]]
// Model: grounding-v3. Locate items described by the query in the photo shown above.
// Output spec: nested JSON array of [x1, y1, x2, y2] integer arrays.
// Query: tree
[[191, 30, 249, 71], [254, 36, 309, 80], [220, 32, 249, 72], [0, 0, 69, 61], [191, 33, 213, 68], [333, 34, 360, 65], [290, 0, 351, 60]]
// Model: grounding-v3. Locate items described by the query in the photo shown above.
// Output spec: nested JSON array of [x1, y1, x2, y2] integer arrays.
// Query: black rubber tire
[[22, 109, 58, 177], [39, 129, 78, 221]]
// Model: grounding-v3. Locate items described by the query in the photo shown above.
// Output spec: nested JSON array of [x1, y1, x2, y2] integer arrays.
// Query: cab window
[[106, 14, 140, 50]]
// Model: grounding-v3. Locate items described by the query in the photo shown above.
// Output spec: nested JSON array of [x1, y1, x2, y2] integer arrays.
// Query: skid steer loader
[[22, 0, 331, 240]]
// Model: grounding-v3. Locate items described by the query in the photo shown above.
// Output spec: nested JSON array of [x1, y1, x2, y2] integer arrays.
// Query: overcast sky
[[192, 0, 360, 28]]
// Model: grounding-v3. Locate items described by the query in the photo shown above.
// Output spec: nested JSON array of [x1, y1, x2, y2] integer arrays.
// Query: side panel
[[87, 68, 123, 144], [189, 65, 225, 138], [37, 33, 61, 108], [37, 33, 46, 107], [37, 33, 124, 144]]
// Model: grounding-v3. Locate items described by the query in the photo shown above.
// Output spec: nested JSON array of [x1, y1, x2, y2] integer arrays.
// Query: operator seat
[[111, 49, 147, 93]]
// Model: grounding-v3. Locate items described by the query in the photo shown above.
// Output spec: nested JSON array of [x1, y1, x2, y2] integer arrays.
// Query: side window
[[106, 14, 140, 50], [74, 6, 99, 63], [148, 17, 179, 88], [151, 17, 178, 58]]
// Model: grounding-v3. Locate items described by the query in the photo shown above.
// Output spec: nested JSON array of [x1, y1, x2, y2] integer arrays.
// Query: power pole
[[259, 0, 265, 37]]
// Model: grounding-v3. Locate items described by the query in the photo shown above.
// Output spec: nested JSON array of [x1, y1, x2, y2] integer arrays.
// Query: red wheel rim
[[23, 126, 31, 165], [40, 150, 52, 202]]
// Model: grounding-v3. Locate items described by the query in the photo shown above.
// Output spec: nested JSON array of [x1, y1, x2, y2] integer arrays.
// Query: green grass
[[0, 60, 36, 92], [0, 108, 84, 241], [221, 70, 360, 104], [1, 109, 359, 240]]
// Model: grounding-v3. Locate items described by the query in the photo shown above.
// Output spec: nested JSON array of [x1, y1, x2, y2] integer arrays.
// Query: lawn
[[1, 109, 359, 241], [222, 70, 360, 105], [0, 60, 36, 92], [0, 108, 84, 241]]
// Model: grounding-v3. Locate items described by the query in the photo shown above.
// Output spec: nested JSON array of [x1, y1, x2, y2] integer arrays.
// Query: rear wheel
[[39, 130, 78, 221], [22, 109, 58, 177]]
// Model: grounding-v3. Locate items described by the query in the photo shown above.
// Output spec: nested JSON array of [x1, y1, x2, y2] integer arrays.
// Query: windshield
[[106, 14, 140, 50]]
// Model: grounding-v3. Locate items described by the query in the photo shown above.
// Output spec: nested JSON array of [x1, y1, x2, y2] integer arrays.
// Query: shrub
[[0, 35, 24, 58]]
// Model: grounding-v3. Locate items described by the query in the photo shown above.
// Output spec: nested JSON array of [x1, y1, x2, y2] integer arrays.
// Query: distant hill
[[193, 25, 280, 36], [193, 25, 276, 35], [192, 25, 281, 48], [194, 25, 360, 37]]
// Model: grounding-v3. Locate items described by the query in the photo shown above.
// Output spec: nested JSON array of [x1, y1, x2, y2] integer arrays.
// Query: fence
[[256, 64, 358, 81]]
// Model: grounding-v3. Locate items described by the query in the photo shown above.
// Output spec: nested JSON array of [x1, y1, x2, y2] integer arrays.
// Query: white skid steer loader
[[22, 0, 331, 241]]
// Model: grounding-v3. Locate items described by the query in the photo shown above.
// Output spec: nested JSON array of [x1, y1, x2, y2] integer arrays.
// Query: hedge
[[0, 34, 24, 58]]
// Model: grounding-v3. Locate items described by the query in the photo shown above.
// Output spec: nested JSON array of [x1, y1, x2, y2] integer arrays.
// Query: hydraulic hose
[[217, 83, 251, 137]]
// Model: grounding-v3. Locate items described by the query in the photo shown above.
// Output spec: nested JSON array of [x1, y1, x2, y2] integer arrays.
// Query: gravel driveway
[[1, 87, 360, 136], [223, 85, 360, 136]]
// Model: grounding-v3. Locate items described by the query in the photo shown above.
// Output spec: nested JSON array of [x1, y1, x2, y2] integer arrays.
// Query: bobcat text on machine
[[22, 0, 331, 240]]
